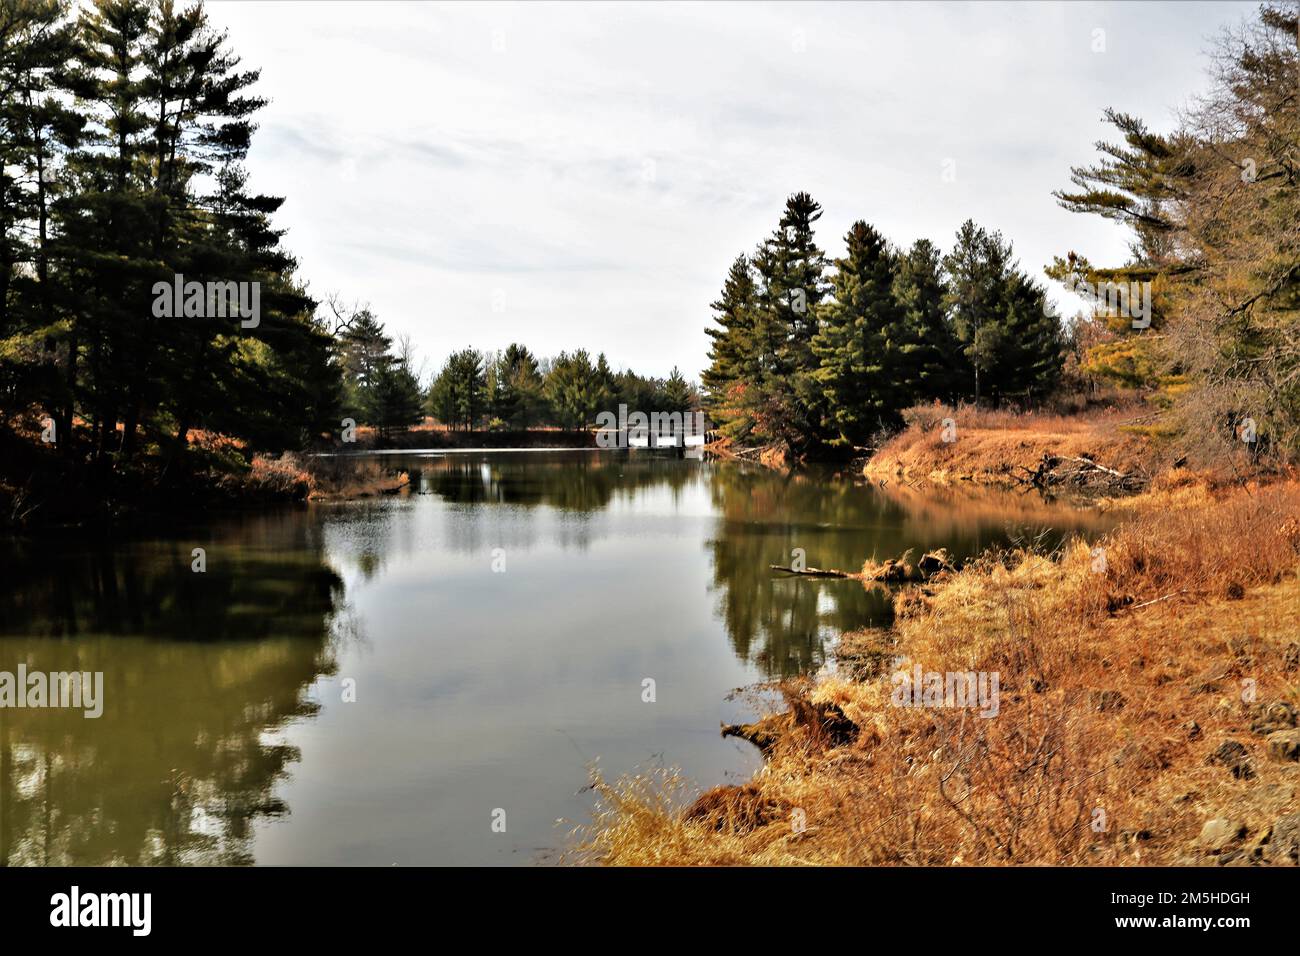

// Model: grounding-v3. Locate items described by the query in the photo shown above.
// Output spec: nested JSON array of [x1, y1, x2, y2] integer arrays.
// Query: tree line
[[333, 306, 696, 437], [702, 194, 1065, 452], [0, 0, 694, 489]]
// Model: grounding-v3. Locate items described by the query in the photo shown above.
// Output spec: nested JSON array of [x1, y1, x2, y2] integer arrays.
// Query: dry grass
[[864, 402, 1161, 486], [299, 454, 409, 500], [574, 479, 1300, 866]]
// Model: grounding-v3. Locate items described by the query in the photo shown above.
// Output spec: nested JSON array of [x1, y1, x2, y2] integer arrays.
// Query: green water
[[0, 450, 1112, 865]]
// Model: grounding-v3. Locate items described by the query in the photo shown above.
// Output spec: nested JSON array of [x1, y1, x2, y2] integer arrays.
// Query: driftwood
[[770, 548, 954, 584], [769, 564, 858, 579], [1012, 452, 1146, 492]]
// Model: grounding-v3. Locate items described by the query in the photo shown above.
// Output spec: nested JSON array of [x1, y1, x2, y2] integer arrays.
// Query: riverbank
[[0, 422, 595, 528], [862, 404, 1164, 489], [577, 467, 1300, 866]]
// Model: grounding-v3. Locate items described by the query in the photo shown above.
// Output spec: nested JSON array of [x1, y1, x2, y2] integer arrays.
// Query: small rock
[[1185, 720, 1202, 740], [1206, 740, 1255, 779], [1197, 817, 1245, 852], [1265, 729, 1300, 762], [1250, 701, 1298, 736], [1268, 814, 1300, 865]]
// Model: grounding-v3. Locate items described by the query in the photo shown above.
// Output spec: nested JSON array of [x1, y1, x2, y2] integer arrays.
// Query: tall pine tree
[[811, 221, 909, 446]]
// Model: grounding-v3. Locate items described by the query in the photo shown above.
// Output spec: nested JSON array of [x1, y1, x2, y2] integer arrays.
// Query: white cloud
[[208, 0, 1254, 378]]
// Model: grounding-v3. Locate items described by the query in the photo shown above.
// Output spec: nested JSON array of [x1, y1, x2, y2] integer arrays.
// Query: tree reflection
[[0, 512, 344, 865], [704, 465, 1113, 677]]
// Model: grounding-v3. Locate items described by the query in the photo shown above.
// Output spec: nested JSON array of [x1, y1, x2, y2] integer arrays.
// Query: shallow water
[[0, 450, 1113, 865]]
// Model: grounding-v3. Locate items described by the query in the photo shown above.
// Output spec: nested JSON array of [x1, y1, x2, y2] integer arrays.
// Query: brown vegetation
[[863, 402, 1166, 488], [575, 477, 1300, 865]]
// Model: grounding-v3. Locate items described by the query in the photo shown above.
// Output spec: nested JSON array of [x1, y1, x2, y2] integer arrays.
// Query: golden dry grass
[[864, 403, 1160, 486], [573, 479, 1300, 866]]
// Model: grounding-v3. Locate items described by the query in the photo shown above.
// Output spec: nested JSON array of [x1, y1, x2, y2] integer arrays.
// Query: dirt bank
[[863, 405, 1162, 489]]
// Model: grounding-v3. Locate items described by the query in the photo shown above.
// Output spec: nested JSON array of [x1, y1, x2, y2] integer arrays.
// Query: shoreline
[[576, 430, 1300, 866]]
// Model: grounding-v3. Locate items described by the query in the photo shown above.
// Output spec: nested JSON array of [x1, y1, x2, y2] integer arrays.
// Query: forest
[[0, 0, 693, 523], [702, 201, 1066, 453]]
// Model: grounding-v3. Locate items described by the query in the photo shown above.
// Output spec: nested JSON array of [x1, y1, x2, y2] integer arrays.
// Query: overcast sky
[[206, 0, 1253, 380]]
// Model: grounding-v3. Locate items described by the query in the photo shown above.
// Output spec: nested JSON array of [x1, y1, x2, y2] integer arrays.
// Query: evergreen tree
[[991, 272, 1065, 402], [1048, 107, 1188, 392], [943, 220, 1062, 405], [893, 238, 959, 403], [429, 348, 485, 430], [701, 253, 757, 436], [544, 349, 597, 430], [749, 192, 829, 447], [592, 351, 616, 413], [370, 353, 424, 439], [497, 342, 542, 428], [660, 366, 691, 413], [0, 0, 80, 434], [811, 221, 909, 445], [337, 308, 392, 421]]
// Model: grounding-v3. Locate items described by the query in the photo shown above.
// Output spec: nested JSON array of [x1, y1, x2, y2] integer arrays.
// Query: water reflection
[[703, 466, 1112, 677], [0, 513, 344, 865], [0, 452, 1113, 865]]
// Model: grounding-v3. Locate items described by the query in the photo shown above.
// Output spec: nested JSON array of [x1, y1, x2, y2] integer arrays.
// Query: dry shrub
[[301, 454, 408, 498], [243, 453, 314, 499], [577, 479, 1300, 866]]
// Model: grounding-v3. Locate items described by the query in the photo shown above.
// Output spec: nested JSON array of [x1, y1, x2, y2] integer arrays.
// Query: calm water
[[0, 450, 1112, 865]]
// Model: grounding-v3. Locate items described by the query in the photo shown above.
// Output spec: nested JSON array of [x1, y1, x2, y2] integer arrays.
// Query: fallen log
[[1014, 452, 1146, 492], [771, 548, 954, 584], [769, 564, 860, 579]]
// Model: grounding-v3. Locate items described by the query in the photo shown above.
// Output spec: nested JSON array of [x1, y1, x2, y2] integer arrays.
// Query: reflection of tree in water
[[705, 466, 1114, 679], [705, 467, 898, 677], [406, 451, 696, 513], [0, 511, 345, 865]]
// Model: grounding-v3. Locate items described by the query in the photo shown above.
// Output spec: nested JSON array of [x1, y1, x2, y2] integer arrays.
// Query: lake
[[0, 450, 1113, 865]]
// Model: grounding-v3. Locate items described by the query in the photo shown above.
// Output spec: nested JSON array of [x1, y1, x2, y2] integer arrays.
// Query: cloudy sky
[[207, 0, 1253, 380]]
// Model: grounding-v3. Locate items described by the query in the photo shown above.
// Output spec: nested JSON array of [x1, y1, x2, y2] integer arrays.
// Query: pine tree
[[592, 351, 616, 413], [337, 309, 392, 421], [660, 366, 691, 412], [749, 191, 829, 447], [893, 238, 959, 403], [991, 272, 1065, 402], [701, 253, 758, 436], [0, 0, 81, 436], [1049, 107, 1188, 392], [371, 354, 424, 439], [497, 342, 542, 428], [429, 348, 486, 430], [811, 221, 908, 445], [943, 221, 1063, 405], [544, 349, 596, 430]]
